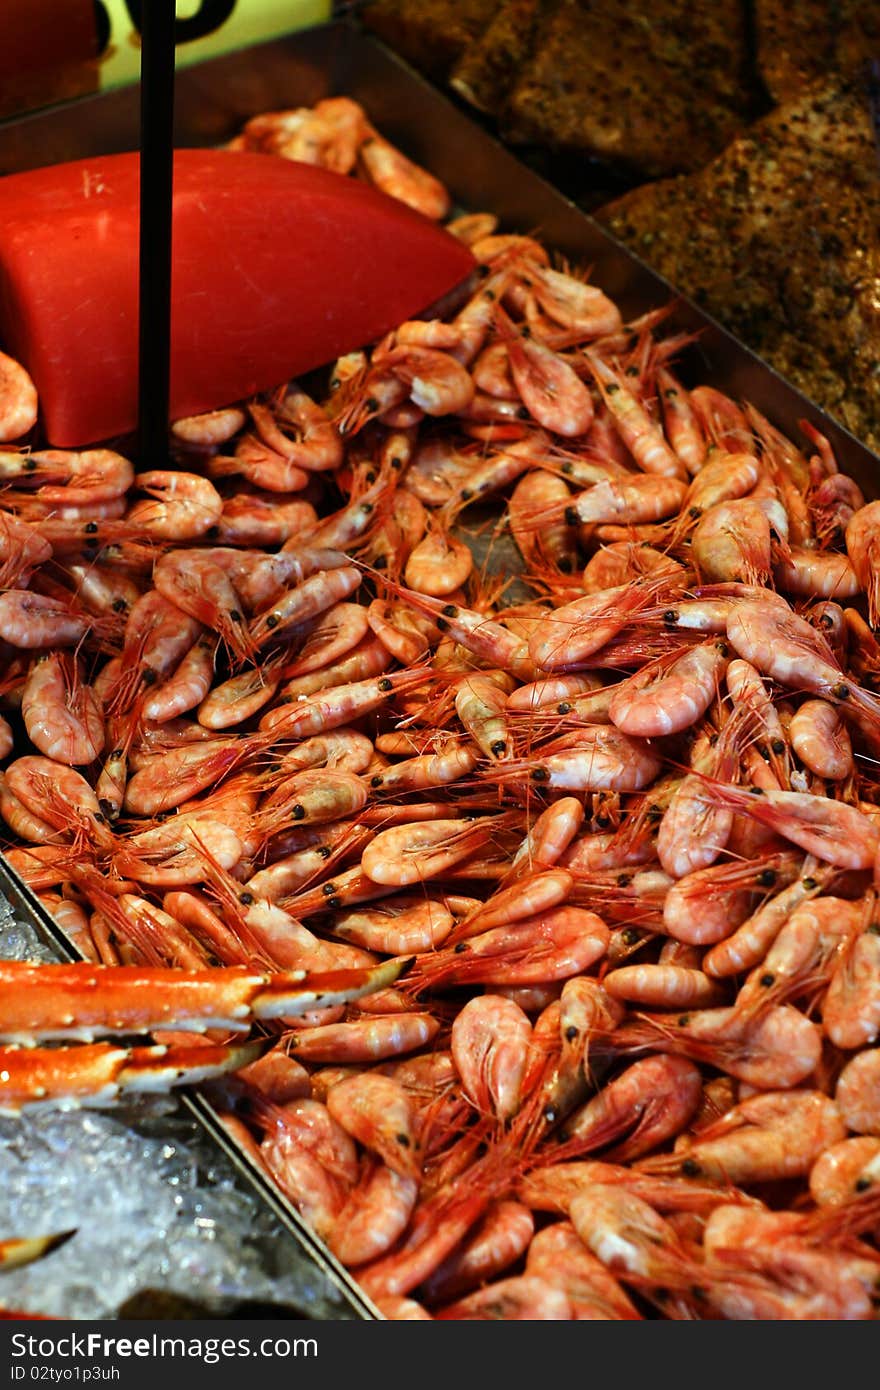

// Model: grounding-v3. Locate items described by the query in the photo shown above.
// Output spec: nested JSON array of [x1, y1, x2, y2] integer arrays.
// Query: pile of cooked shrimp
[[0, 115, 880, 1319]]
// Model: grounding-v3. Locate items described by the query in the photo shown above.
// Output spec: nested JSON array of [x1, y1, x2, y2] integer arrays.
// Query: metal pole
[[137, 1, 177, 464]]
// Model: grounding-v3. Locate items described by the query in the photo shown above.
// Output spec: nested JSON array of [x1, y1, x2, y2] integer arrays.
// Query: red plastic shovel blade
[[0, 148, 475, 447]]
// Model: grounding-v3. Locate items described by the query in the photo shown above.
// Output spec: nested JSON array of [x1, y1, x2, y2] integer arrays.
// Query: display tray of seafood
[[0, 19, 879, 1321]]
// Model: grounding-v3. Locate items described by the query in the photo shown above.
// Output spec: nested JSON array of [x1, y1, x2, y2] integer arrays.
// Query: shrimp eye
[[142, 669, 158, 686], [595, 814, 609, 828], [665, 387, 678, 399], [561, 461, 574, 475], [365, 472, 376, 485], [680, 1158, 701, 1178], [460, 488, 473, 501], [322, 883, 338, 896], [715, 641, 729, 656], [605, 383, 620, 395], [855, 1177, 873, 1192], [617, 873, 633, 887], [366, 397, 380, 412], [453, 942, 469, 954], [24, 456, 37, 471], [564, 506, 580, 526], [265, 614, 280, 629], [491, 740, 507, 756], [833, 683, 850, 700], [625, 365, 639, 377], [238, 892, 254, 905], [802, 877, 818, 890], [292, 804, 305, 820], [558, 557, 573, 573], [677, 1014, 691, 1027], [771, 738, 786, 754], [819, 612, 834, 627], [317, 846, 331, 860], [688, 506, 702, 519], [396, 1134, 410, 1147], [622, 928, 641, 945], [564, 1026, 579, 1042], [662, 610, 679, 624], [759, 973, 775, 987], [747, 785, 764, 795], [557, 702, 572, 714], [84, 520, 99, 534], [867, 922, 880, 936], [389, 456, 404, 469], [531, 766, 550, 782], [755, 869, 777, 887], [374, 555, 388, 569], [371, 775, 384, 788], [98, 799, 117, 819], [327, 896, 342, 910], [111, 598, 128, 613], [378, 679, 393, 691]]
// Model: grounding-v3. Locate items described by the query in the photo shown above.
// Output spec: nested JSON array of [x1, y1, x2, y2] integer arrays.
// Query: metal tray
[[0, 15, 878, 1323]]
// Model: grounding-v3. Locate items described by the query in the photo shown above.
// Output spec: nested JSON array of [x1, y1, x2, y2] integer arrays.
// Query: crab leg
[[0, 957, 408, 1042], [0, 1230, 75, 1269], [0, 1036, 268, 1114]]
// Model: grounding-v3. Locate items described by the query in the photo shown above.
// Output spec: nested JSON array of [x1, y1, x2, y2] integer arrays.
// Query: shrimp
[[20, 653, 105, 766], [327, 1160, 420, 1268], [655, 365, 707, 476], [845, 500, 880, 625], [809, 1137, 880, 1206], [703, 860, 834, 978], [637, 1090, 846, 1186], [170, 405, 246, 448], [774, 546, 860, 600], [0, 591, 89, 649], [141, 638, 217, 723], [326, 1072, 421, 1179], [823, 914, 880, 1049], [788, 699, 853, 781], [692, 498, 775, 585], [332, 896, 454, 954], [0, 447, 133, 505], [0, 350, 38, 440], [608, 639, 729, 738], [451, 995, 533, 1122], [249, 387, 343, 475], [561, 1055, 703, 1163], [701, 1204, 875, 1320], [568, 1185, 700, 1317], [498, 725, 662, 793], [726, 596, 880, 731], [523, 262, 622, 341], [584, 354, 687, 480], [361, 816, 504, 887], [422, 1200, 535, 1307], [493, 306, 594, 437], [693, 781, 879, 870], [358, 128, 450, 220], [285, 1013, 441, 1064], [835, 1049, 880, 1136], [527, 571, 679, 670], [404, 526, 473, 597], [434, 1275, 571, 1321], [125, 471, 223, 540], [525, 1221, 643, 1319], [152, 550, 253, 664]]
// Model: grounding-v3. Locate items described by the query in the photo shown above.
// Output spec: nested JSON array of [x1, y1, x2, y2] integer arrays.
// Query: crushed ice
[[0, 908, 352, 1320]]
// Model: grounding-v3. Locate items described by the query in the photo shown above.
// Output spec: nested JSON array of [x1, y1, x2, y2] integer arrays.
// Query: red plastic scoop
[[0, 149, 475, 448]]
